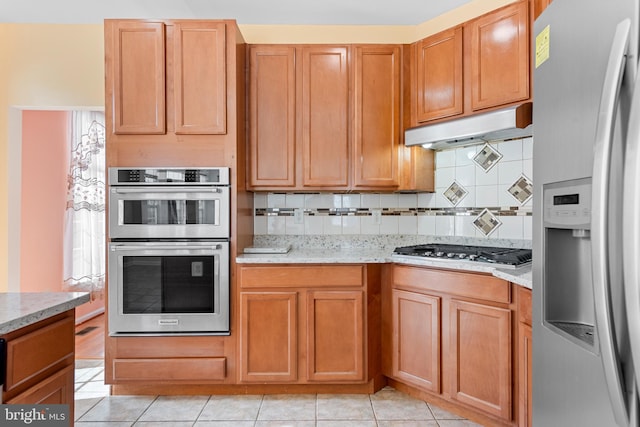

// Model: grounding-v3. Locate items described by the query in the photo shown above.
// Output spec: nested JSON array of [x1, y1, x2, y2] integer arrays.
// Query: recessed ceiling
[[0, 0, 472, 26]]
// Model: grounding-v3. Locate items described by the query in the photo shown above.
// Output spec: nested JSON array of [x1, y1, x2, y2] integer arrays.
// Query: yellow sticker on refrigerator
[[536, 25, 551, 68]]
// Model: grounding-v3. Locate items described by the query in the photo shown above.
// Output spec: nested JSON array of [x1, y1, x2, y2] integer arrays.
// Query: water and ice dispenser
[[543, 178, 597, 351]]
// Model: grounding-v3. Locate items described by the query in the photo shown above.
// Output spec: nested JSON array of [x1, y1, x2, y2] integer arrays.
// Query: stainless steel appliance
[[534, 1, 640, 425], [392, 244, 531, 269], [108, 167, 230, 335], [108, 167, 229, 240]]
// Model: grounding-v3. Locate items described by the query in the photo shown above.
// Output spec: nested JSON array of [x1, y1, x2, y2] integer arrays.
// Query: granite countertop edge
[[0, 292, 91, 335], [237, 249, 532, 290]]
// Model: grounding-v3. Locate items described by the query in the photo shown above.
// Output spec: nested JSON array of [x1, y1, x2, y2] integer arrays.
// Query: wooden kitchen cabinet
[[240, 291, 298, 382], [411, 1, 530, 127], [449, 299, 512, 420], [518, 286, 533, 427], [414, 27, 463, 123], [386, 265, 514, 424], [352, 45, 401, 189], [238, 264, 373, 384], [248, 45, 349, 190], [1, 311, 76, 419], [105, 19, 227, 136], [391, 289, 441, 392], [248, 44, 414, 191], [248, 45, 296, 187], [465, 1, 530, 112]]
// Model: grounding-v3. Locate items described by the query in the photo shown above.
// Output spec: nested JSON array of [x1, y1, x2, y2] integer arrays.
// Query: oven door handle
[[111, 244, 224, 251], [112, 187, 224, 194]]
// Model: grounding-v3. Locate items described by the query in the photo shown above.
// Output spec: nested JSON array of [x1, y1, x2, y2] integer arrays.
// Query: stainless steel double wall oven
[[108, 167, 230, 335]]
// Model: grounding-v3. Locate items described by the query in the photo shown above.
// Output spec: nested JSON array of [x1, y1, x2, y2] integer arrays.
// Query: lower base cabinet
[[518, 286, 533, 427], [238, 264, 375, 385], [1, 311, 76, 420], [385, 264, 524, 426]]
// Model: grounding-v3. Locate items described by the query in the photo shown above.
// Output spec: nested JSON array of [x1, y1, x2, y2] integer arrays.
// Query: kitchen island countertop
[[237, 248, 532, 290], [0, 292, 90, 335]]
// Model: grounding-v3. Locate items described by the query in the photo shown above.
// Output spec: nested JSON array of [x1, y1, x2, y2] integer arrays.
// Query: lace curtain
[[63, 111, 106, 294]]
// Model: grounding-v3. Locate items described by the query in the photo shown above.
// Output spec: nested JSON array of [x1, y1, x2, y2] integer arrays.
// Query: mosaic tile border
[[255, 206, 532, 217]]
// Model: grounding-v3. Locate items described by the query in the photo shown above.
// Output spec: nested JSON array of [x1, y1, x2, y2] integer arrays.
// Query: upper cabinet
[[248, 45, 349, 191], [109, 21, 166, 134], [106, 20, 227, 136], [352, 45, 401, 188], [248, 44, 414, 192], [414, 27, 463, 123], [466, 0, 530, 112], [411, 0, 530, 127], [300, 46, 350, 188]]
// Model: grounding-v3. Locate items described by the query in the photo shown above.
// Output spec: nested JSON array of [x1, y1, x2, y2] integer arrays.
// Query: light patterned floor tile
[[317, 421, 377, 427], [195, 422, 255, 427], [370, 388, 434, 421], [257, 394, 317, 421], [377, 421, 440, 427], [437, 420, 485, 427], [137, 395, 209, 422], [198, 395, 263, 421], [255, 421, 316, 427], [77, 395, 157, 422], [428, 403, 465, 420], [317, 394, 375, 420]]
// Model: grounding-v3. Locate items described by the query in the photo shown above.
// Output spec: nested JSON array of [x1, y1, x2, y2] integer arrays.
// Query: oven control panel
[[109, 167, 230, 186]]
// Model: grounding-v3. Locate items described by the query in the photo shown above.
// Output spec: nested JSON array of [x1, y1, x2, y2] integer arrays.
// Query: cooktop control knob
[[468, 254, 478, 261], [458, 253, 467, 259], [436, 251, 445, 257], [447, 253, 455, 258]]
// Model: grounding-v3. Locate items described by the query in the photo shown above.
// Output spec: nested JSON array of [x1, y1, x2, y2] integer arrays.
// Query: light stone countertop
[[236, 248, 532, 290], [0, 292, 91, 335]]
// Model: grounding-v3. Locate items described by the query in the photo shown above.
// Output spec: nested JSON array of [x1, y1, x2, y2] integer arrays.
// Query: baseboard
[[76, 307, 105, 325]]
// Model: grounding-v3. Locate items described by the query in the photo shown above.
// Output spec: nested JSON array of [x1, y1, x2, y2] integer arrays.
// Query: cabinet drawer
[[114, 336, 225, 358], [239, 265, 364, 288], [5, 316, 74, 392], [393, 265, 510, 304], [113, 358, 226, 381]]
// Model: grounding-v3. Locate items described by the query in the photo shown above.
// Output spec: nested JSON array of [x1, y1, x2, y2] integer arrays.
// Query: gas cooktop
[[392, 244, 532, 268]]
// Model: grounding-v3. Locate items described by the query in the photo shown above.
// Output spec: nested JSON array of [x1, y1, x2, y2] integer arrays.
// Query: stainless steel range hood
[[405, 102, 532, 150]]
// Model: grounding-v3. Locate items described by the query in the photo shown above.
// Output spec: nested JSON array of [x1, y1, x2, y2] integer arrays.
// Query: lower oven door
[[108, 240, 229, 335]]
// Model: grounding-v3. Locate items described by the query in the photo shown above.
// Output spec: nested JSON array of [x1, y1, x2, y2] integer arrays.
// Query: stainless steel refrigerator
[[533, 0, 640, 425]]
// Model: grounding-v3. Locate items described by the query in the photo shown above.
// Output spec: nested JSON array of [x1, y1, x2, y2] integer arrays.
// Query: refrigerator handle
[[624, 40, 640, 427], [592, 18, 631, 427]]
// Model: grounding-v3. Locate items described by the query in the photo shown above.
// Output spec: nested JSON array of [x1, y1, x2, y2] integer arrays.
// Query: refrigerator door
[[624, 55, 640, 427], [533, 0, 638, 425]]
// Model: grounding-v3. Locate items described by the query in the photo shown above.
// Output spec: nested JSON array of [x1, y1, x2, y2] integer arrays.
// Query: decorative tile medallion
[[473, 208, 502, 236], [508, 174, 534, 204], [473, 143, 503, 172], [443, 181, 468, 206]]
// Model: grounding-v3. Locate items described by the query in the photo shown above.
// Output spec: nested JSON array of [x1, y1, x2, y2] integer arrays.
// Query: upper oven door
[[109, 186, 230, 239]]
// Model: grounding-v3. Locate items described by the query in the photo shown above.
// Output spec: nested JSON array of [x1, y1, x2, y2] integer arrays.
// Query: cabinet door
[[7, 365, 74, 410], [392, 289, 441, 392], [173, 22, 227, 134], [240, 292, 297, 382], [519, 322, 532, 427], [399, 146, 434, 192], [307, 290, 364, 382], [415, 27, 463, 122], [248, 45, 296, 187], [352, 45, 401, 188], [466, 1, 530, 111], [300, 46, 350, 188], [449, 299, 512, 420], [109, 21, 166, 134]]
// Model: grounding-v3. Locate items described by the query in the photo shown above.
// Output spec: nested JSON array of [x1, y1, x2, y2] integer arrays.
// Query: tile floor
[[74, 360, 481, 426]]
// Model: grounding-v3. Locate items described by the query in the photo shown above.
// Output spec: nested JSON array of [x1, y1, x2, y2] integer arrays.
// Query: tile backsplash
[[253, 137, 533, 242]]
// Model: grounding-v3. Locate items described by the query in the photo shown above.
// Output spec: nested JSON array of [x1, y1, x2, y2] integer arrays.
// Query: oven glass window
[[122, 200, 216, 225], [122, 255, 215, 313]]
